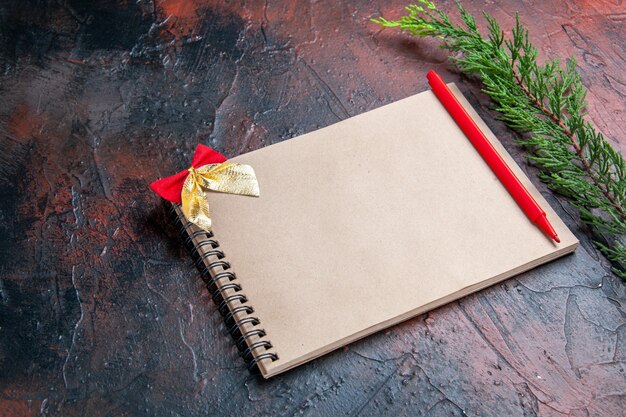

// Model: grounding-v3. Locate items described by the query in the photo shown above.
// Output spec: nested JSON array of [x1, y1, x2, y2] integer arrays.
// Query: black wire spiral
[[168, 204, 278, 373]]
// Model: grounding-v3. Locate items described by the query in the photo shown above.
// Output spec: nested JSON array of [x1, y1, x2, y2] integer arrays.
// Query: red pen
[[427, 70, 560, 243]]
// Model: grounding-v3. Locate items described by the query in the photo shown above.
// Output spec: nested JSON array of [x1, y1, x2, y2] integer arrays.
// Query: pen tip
[[535, 214, 560, 244]]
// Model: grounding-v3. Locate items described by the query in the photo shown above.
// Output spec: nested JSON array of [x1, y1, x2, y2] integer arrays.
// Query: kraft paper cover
[[195, 85, 578, 378]]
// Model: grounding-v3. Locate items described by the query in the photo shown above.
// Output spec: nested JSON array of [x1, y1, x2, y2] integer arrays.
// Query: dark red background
[[1, 1, 624, 415]]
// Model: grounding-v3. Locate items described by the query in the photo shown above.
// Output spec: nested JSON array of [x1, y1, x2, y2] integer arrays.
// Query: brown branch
[[511, 71, 626, 219]]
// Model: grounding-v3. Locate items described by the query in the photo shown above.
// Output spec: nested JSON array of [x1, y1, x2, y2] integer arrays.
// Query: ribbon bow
[[150, 144, 259, 232]]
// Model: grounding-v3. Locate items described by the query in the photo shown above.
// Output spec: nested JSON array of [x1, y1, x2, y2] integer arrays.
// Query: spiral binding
[[168, 204, 278, 374]]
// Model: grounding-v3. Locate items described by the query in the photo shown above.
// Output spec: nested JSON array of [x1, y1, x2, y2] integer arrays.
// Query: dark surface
[[1, 1, 625, 416]]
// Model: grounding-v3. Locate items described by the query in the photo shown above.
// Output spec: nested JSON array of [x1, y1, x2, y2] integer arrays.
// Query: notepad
[[171, 84, 578, 378]]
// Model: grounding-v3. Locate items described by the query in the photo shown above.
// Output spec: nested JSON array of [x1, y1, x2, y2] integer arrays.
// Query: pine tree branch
[[510, 69, 625, 218], [372, 1, 626, 279]]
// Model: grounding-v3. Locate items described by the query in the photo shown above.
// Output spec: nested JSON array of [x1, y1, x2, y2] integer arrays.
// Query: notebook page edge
[[262, 239, 578, 378]]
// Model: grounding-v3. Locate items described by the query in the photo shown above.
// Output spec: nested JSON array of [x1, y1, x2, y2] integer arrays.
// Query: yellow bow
[[181, 162, 260, 232]]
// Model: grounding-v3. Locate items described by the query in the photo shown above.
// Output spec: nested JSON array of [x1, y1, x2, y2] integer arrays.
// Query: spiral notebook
[[171, 84, 578, 378]]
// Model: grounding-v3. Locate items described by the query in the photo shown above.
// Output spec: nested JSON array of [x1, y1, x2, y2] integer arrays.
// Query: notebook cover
[[189, 84, 578, 378]]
